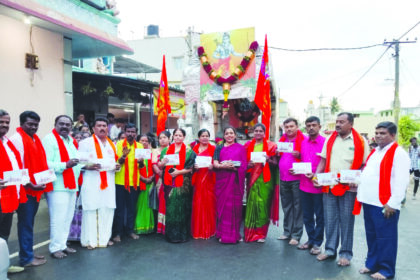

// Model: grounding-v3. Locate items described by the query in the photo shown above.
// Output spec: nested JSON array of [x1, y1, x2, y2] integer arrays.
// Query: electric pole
[[383, 39, 416, 136]]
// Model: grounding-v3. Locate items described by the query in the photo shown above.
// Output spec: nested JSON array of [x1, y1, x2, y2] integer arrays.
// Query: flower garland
[[198, 41, 259, 115]]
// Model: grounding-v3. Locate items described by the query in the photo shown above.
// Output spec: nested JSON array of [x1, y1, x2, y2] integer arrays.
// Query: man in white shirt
[[0, 109, 26, 274], [79, 117, 119, 249], [357, 122, 410, 280]]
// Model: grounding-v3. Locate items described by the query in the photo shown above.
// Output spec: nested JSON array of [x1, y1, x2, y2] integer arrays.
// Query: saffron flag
[[157, 55, 171, 136], [254, 35, 271, 139]]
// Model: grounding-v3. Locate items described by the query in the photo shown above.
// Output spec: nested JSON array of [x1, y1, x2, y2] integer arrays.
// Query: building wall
[[353, 114, 393, 140], [0, 15, 65, 137], [128, 37, 188, 85]]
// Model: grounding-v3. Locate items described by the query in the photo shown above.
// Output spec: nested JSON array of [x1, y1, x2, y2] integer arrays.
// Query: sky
[[116, 0, 420, 119]]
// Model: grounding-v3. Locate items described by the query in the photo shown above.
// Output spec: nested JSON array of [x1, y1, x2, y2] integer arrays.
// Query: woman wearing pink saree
[[213, 126, 247, 243]]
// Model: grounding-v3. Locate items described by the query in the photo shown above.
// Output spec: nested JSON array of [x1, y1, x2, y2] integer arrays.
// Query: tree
[[330, 97, 341, 115], [398, 115, 420, 147]]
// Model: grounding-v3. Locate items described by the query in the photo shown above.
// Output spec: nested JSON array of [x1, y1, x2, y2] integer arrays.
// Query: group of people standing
[[0, 109, 412, 280]]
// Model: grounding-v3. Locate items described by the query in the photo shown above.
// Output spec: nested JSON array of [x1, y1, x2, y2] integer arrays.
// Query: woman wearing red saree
[[191, 129, 216, 239], [153, 130, 171, 234], [244, 123, 279, 243], [213, 126, 247, 244]]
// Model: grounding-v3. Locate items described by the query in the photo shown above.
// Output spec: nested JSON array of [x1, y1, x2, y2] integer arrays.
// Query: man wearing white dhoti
[[42, 115, 81, 258], [79, 117, 119, 249]]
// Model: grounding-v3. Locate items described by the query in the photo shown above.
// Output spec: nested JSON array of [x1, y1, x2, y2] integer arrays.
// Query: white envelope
[[251, 152, 267, 163], [164, 154, 180, 166], [34, 169, 57, 185], [97, 158, 116, 171], [2, 169, 29, 186], [77, 151, 96, 164], [339, 170, 362, 184], [195, 156, 212, 168], [277, 142, 294, 153], [317, 172, 338, 186], [292, 162, 312, 174], [135, 149, 152, 160]]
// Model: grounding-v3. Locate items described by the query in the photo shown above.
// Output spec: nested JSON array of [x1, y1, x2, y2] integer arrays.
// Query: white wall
[[128, 37, 188, 84], [0, 15, 65, 137]]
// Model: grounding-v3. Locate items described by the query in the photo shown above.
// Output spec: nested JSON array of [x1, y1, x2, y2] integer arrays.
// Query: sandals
[[297, 242, 312, 250], [51, 251, 67, 259]]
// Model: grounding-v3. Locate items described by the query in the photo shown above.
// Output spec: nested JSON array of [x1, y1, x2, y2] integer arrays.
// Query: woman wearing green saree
[[158, 128, 196, 242], [244, 123, 279, 243], [134, 135, 155, 234]]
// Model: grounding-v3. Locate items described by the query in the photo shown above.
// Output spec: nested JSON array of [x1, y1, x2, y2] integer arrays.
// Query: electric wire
[[269, 44, 382, 52]]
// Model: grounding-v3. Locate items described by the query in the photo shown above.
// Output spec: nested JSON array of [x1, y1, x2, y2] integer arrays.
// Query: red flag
[[157, 55, 171, 136], [254, 35, 271, 139]]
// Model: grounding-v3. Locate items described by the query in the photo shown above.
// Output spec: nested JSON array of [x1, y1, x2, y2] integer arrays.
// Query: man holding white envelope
[[42, 115, 81, 259], [295, 116, 326, 255], [10, 111, 51, 267], [113, 123, 144, 242], [79, 117, 119, 249], [0, 109, 27, 273], [356, 122, 410, 280], [277, 118, 306, 246], [314, 112, 369, 266]]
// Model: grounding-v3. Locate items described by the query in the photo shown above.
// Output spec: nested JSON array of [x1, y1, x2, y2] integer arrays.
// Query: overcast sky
[[117, 0, 420, 119]]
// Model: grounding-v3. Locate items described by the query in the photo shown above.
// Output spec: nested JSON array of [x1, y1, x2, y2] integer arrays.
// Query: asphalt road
[[6, 182, 420, 280]]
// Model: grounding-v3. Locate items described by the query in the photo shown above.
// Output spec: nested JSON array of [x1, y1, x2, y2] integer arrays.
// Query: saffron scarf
[[0, 139, 27, 213], [140, 159, 153, 191], [16, 127, 53, 201], [352, 142, 398, 215], [122, 139, 138, 192], [278, 130, 304, 162], [323, 128, 365, 196], [163, 143, 186, 187], [52, 129, 78, 190], [92, 134, 117, 190], [246, 139, 273, 183]]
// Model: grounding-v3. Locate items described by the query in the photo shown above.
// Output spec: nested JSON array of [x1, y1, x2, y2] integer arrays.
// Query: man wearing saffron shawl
[[244, 123, 278, 243], [42, 115, 81, 259], [10, 111, 51, 267], [213, 126, 247, 244], [0, 109, 27, 273], [357, 122, 410, 280], [113, 123, 144, 242], [314, 112, 369, 266], [79, 117, 119, 249]]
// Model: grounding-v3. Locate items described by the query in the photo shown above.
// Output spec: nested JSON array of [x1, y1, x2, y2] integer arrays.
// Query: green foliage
[[103, 83, 114, 96], [330, 96, 340, 115], [398, 115, 420, 147], [81, 82, 96, 95]]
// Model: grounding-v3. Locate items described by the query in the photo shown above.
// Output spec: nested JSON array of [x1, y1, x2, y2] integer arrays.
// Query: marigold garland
[[198, 41, 258, 115]]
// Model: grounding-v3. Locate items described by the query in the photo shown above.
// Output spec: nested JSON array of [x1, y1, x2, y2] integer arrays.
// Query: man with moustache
[[295, 116, 325, 255], [10, 111, 50, 267], [277, 118, 306, 245], [314, 112, 369, 266], [0, 109, 27, 273], [42, 115, 81, 259], [79, 117, 119, 249], [357, 122, 410, 280], [112, 123, 144, 242]]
